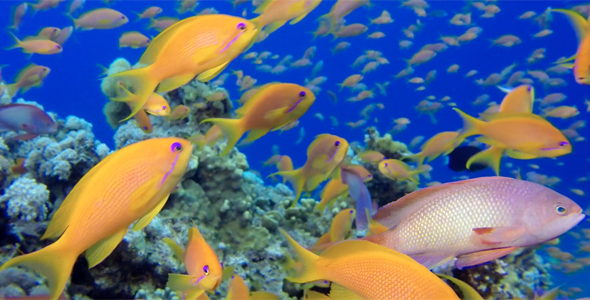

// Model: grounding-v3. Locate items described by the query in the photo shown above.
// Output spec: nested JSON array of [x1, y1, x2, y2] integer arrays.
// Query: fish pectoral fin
[[12, 133, 38, 141], [264, 107, 288, 121], [167, 273, 202, 293], [472, 226, 526, 245], [98, 19, 112, 25], [408, 253, 455, 270], [505, 149, 538, 160], [156, 73, 197, 93], [196, 61, 230, 82], [290, 12, 310, 25], [311, 155, 330, 169], [263, 21, 287, 35], [185, 289, 207, 300], [555, 54, 576, 64], [162, 237, 185, 261], [85, 228, 128, 268], [244, 128, 270, 142], [466, 146, 505, 176], [455, 247, 519, 269], [132, 194, 170, 231], [305, 174, 328, 191], [328, 283, 366, 300], [476, 136, 509, 149]]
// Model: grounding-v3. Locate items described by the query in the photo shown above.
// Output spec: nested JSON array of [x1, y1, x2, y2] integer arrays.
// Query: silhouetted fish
[[448, 145, 488, 172]]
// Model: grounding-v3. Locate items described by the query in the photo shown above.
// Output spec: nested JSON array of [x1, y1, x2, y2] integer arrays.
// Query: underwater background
[[0, 0, 589, 299]]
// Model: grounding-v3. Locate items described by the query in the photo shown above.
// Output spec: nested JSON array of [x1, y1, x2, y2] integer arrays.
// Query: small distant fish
[[72, 8, 129, 30]]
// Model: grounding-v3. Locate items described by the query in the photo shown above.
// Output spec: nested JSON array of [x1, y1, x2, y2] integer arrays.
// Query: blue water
[[2, 0, 589, 296]]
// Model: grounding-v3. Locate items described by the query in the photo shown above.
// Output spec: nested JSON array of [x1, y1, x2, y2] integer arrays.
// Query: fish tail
[[162, 237, 185, 261], [269, 169, 305, 207], [0, 241, 77, 300], [6, 31, 22, 50], [200, 118, 244, 156], [4, 83, 19, 98], [279, 229, 324, 284], [453, 108, 484, 141], [466, 146, 504, 176], [405, 152, 425, 166], [108, 65, 158, 122]]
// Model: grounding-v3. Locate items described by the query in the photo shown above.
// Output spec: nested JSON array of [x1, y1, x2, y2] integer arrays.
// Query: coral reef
[[359, 127, 418, 207], [453, 248, 552, 300]]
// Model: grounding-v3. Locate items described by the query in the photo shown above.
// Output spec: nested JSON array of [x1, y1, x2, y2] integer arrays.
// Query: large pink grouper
[[366, 177, 585, 269]]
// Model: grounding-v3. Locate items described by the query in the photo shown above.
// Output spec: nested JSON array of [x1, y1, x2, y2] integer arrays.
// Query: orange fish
[[280, 229, 479, 300], [108, 15, 258, 121], [270, 134, 349, 207], [406, 131, 461, 166], [7, 32, 62, 55], [225, 274, 279, 300], [314, 209, 356, 246], [189, 125, 223, 149], [111, 82, 170, 116], [4, 64, 50, 97], [0, 138, 193, 300], [378, 159, 424, 184], [551, 9, 590, 84], [466, 85, 535, 175], [163, 226, 223, 300], [251, 0, 322, 35], [202, 83, 315, 156]]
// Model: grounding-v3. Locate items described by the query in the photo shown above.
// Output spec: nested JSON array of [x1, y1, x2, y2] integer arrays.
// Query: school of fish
[[0, 0, 589, 299]]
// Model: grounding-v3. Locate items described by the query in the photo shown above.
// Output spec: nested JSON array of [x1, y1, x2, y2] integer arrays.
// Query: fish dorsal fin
[[373, 178, 499, 228], [551, 9, 588, 44], [328, 283, 366, 300], [307, 134, 331, 156], [140, 16, 197, 65]]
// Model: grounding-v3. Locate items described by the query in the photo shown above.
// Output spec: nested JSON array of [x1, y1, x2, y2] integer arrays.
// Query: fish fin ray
[[156, 73, 196, 93], [132, 194, 170, 231], [455, 247, 519, 269], [466, 146, 504, 176], [163, 237, 185, 261], [167, 273, 202, 293], [328, 283, 366, 300], [85, 228, 127, 268], [472, 226, 526, 245], [197, 61, 229, 82], [200, 118, 244, 156]]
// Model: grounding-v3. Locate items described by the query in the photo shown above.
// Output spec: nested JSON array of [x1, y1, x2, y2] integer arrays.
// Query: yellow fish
[[551, 9, 590, 85], [163, 226, 223, 300], [202, 83, 315, 156], [251, 0, 322, 35], [0, 138, 193, 300], [225, 274, 279, 300], [270, 134, 349, 207], [378, 159, 424, 184], [280, 229, 482, 300], [406, 131, 461, 166], [453, 108, 572, 158], [112, 82, 171, 116], [314, 209, 356, 246], [108, 14, 258, 121], [466, 85, 535, 175]]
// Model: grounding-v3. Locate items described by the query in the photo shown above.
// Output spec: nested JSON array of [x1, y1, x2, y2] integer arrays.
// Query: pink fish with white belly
[[0, 104, 57, 140], [363, 177, 585, 269]]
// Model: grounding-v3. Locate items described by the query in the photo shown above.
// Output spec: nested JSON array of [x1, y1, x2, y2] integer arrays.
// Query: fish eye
[[220, 263, 224, 268], [334, 141, 340, 146], [121, 16, 126, 19], [237, 22, 246, 30], [55, 45, 61, 49], [367, 175, 372, 177], [349, 210, 354, 214], [203, 265, 210, 275], [384, 163, 388, 167], [162, 106, 167, 110], [143, 126, 148, 130], [299, 91, 306, 97], [559, 141, 569, 147], [526, 86, 532, 92], [171, 142, 183, 152], [555, 205, 567, 215]]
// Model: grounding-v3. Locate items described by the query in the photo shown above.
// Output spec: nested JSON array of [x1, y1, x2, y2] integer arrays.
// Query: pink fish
[[10, 3, 28, 30], [73, 8, 128, 30], [0, 104, 57, 140], [362, 177, 584, 269]]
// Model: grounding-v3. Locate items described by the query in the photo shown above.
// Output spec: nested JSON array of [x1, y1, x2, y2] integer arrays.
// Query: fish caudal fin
[[279, 229, 324, 284], [405, 152, 425, 166], [4, 83, 19, 98], [6, 32, 22, 50], [466, 146, 504, 176], [107, 65, 159, 122], [269, 169, 305, 207], [200, 118, 244, 156], [0, 241, 78, 300], [452, 108, 484, 141]]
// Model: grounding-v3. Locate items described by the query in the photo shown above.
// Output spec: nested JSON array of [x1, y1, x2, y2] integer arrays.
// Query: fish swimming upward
[[0, 138, 194, 300], [364, 177, 585, 270]]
